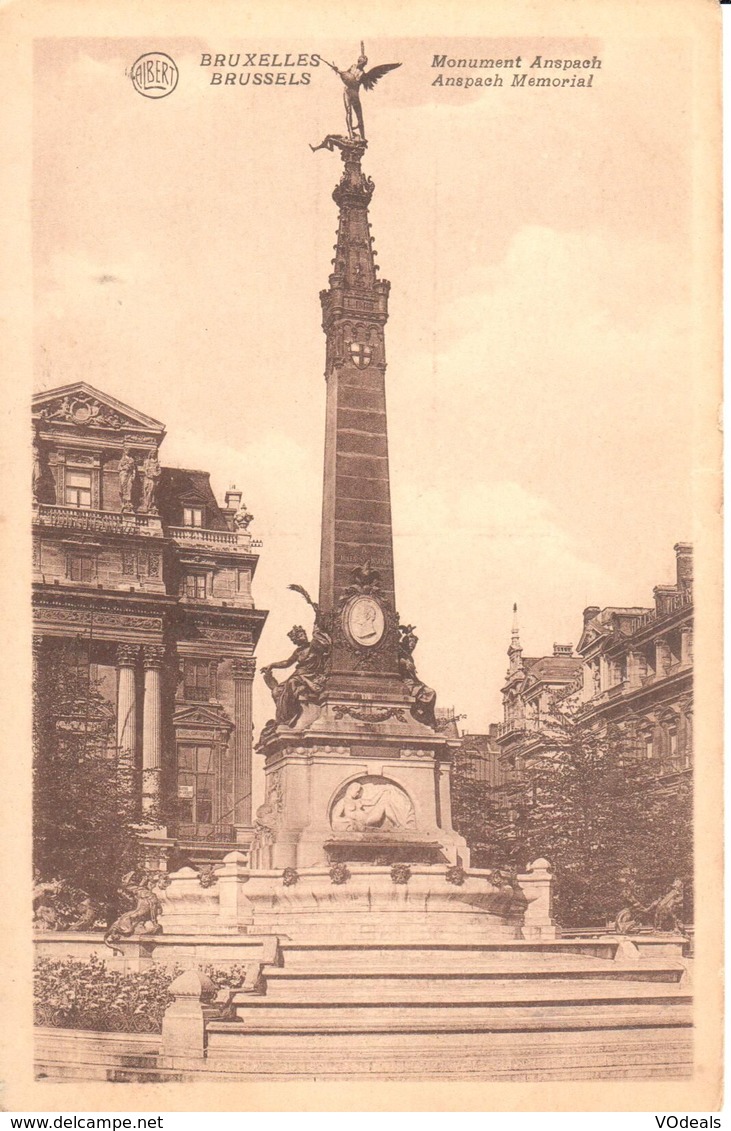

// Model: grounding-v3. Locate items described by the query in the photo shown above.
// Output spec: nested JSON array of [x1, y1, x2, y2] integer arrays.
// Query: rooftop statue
[[313, 42, 401, 145]]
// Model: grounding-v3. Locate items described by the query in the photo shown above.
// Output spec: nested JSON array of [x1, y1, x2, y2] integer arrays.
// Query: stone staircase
[[34, 935, 692, 1081], [201, 937, 692, 1079]]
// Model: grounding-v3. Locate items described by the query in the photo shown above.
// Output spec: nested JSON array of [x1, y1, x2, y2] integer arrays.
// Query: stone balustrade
[[167, 525, 240, 549], [35, 503, 153, 533]]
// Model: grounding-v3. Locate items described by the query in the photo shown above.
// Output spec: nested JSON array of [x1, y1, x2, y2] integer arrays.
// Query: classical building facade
[[486, 544, 693, 810], [575, 543, 693, 786], [32, 383, 268, 865], [495, 605, 582, 775]]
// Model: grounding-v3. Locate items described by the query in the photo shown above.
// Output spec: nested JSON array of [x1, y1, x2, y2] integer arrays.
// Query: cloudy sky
[[33, 34, 696, 741]]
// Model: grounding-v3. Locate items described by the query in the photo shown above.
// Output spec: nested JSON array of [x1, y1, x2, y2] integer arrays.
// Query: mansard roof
[[524, 655, 582, 683], [158, 468, 229, 530], [577, 606, 652, 653]]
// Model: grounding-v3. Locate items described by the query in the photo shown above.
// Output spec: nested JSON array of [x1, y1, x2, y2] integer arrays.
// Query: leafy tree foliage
[[33, 641, 164, 921], [450, 738, 504, 869], [452, 703, 692, 927]]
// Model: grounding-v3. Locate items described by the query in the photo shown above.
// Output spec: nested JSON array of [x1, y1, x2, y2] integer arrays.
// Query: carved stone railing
[[175, 823, 237, 843], [168, 526, 238, 549], [496, 718, 541, 739], [35, 504, 151, 533], [35, 508, 258, 551], [628, 588, 692, 632]]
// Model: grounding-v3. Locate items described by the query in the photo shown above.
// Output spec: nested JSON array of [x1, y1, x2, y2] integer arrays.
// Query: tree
[[452, 702, 693, 928], [450, 737, 523, 870], [504, 704, 693, 927], [33, 640, 165, 923]]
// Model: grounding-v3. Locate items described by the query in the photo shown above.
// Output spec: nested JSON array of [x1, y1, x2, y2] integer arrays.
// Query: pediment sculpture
[[38, 393, 132, 430]]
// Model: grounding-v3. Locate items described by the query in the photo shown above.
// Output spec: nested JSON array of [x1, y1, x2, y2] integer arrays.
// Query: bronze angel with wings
[[322, 43, 401, 142]]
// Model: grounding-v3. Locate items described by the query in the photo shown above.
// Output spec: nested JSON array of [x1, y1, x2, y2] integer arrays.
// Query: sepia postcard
[[0, 0, 723, 1114]]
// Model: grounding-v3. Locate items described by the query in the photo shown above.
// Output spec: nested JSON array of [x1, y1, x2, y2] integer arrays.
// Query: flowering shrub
[[203, 964, 256, 990], [33, 955, 180, 1033]]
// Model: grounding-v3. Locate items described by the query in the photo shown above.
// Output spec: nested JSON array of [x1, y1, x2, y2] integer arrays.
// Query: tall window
[[183, 506, 203, 527], [668, 726, 678, 760], [65, 469, 92, 508], [185, 573, 207, 599], [177, 743, 215, 827], [183, 658, 211, 701], [67, 554, 94, 583]]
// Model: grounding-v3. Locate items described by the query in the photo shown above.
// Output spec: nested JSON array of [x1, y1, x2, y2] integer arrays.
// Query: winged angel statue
[[315, 43, 401, 143]]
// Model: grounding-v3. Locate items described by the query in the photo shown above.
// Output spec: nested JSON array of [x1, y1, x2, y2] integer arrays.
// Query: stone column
[[680, 626, 693, 667], [161, 969, 217, 1062], [626, 650, 643, 689], [655, 637, 671, 678], [232, 658, 256, 825], [217, 850, 254, 926], [116, 643, 139, 767], [518, 857, 558, 940], [142, 645, 165, 812]]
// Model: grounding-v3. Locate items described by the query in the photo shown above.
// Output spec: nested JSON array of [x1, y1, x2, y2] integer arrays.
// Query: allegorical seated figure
[[398, 624, 437, 728], [615, 873, 685, 934], [331, 779, 416, 834], [261, 621, 331, 729]]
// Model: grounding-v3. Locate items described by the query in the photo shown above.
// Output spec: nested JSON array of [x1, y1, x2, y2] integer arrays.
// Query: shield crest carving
[[350, 342, 373, 369]]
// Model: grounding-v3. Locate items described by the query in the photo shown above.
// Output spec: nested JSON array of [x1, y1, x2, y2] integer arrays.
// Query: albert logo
[[130, 52, 179, 99]]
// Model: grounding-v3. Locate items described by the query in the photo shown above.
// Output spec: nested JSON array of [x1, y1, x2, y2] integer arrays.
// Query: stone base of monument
[[155, 854, 540, 944], [33, 858, 693, 1080]]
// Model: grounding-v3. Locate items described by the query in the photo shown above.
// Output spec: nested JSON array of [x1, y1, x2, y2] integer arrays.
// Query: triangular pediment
[[33, 383, 165, 435], [176, 489, 209, 505], [577, 625, 603, 653], [173, 704, 233, 730]]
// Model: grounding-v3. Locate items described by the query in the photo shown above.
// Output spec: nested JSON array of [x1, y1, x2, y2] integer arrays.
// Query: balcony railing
[[35, 506, 261, 552], [628, 588, 692, 632], [168, 525, 238, 549], [35, 503, 152, 533], [175, 823, 237, 843], [496, 718, 542, 739]]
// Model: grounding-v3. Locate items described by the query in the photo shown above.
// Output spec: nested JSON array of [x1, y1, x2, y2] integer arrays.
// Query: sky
[[33, 35, 696, 743]]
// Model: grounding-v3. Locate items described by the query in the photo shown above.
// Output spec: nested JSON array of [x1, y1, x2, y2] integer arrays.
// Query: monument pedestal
[[251, 691, 469, 871]]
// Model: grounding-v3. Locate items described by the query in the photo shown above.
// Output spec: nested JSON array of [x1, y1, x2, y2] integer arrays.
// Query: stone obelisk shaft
[[318, 143, 400, 682]]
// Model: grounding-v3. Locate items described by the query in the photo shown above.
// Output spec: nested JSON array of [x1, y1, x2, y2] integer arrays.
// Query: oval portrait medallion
[[343, 594, 385, 648]]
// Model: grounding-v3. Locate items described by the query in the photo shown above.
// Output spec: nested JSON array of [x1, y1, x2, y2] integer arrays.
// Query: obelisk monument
[[253, 48, 468, 871]]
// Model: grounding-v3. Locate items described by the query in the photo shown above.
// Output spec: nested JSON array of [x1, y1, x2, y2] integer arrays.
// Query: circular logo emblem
[[343, 595, 385, 649], [130, 53, 179, 99]]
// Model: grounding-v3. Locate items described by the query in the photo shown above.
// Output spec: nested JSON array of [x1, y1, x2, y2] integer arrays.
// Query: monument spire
[[508, 602, 523, 673], [316, 138, 403, 688], [252, 54, 468, 872]]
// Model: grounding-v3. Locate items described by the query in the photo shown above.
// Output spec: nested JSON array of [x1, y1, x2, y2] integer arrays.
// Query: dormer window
[[183, 506, 203, 528], [65, 469, 92, 508]]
